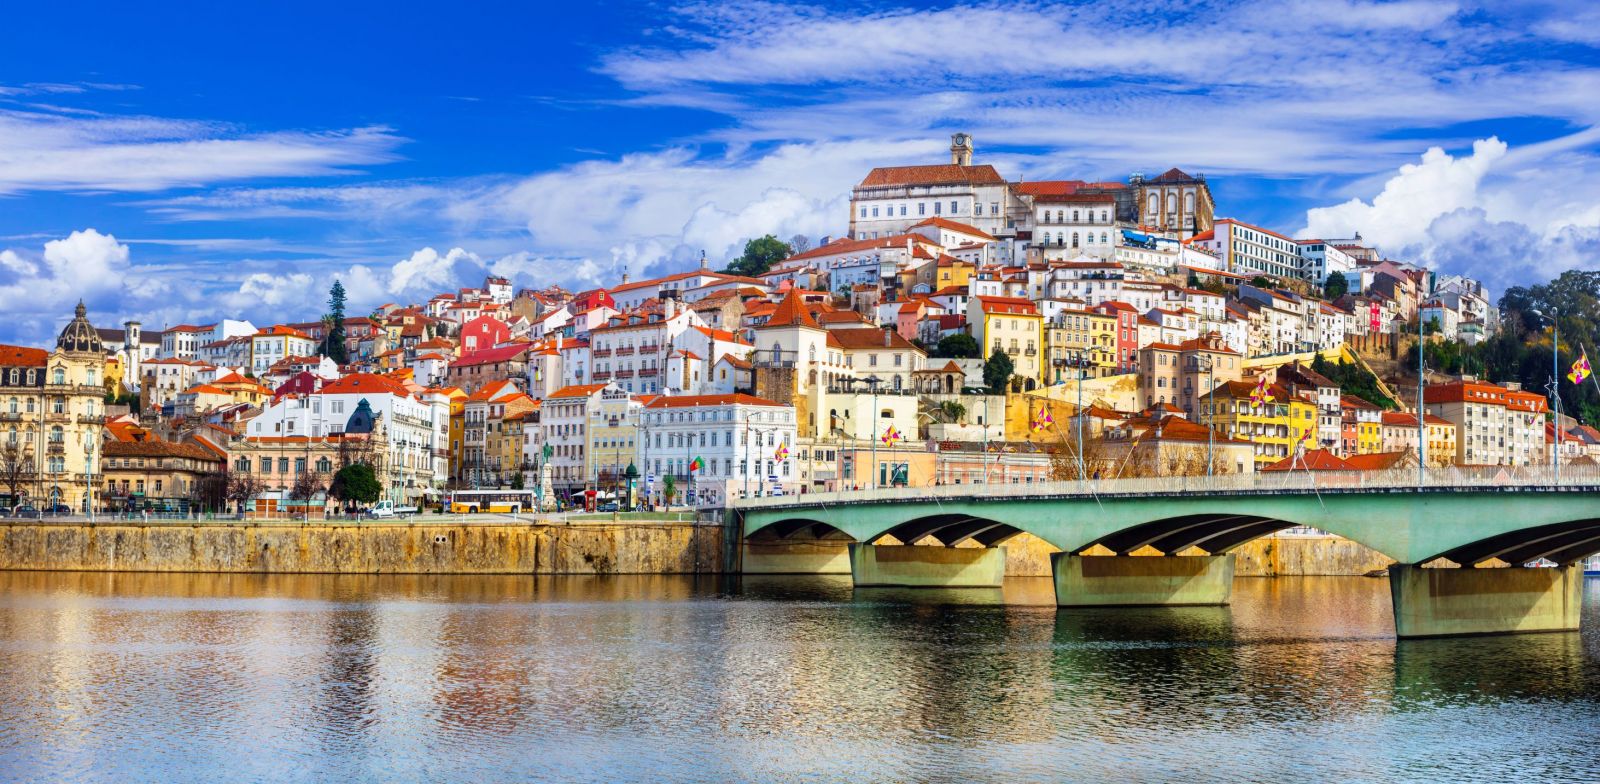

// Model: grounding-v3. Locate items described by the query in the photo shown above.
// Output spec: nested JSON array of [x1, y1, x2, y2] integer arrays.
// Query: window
[[918, 203, 925, 215], [53, 368, 65, 385], [934, 202, 942, 215]]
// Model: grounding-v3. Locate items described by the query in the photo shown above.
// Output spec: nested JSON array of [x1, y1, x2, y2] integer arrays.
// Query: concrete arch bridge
[[732, 473, 1600, 638]]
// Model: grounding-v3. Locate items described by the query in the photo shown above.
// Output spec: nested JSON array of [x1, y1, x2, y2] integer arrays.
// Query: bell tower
[[950, 132, 973, 166], [124, 320, 142, 390]]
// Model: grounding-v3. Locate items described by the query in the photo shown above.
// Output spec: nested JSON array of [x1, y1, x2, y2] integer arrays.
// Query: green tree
[[936, 400, 967, 423], [662, 474, 678, 507], [935, 333, 980, 358], [1250, 275, 1274, 289], [983, 351, 1015, 394], [319, 280, 350, 365], [1324, 271, 1349, 299], [509, 471, 525, 490], [330, 463, 381, 508], [723, 235, 792, 277]]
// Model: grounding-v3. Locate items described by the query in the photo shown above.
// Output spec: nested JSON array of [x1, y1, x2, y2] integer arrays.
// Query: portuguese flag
[[689, 456, 705, 472]]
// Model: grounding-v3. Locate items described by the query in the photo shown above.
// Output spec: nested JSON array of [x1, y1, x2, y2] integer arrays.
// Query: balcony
[[592, 371, 612, 381], [592, 348, 612, 358], [47, 442, 65, 455], [1024, 348, 1037, 357], [614, 346, 635, 356], [0, 412, 19, 422], [639, 344, 661, 354], [615, 369, 635, 378]]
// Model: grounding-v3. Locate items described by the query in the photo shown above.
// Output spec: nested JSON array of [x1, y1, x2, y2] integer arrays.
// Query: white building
[[250, 326, 318, 374], [639, 393, 797, 506], [1031, 192, 1119, 261], [1295, 240, 1357, 285], [849, 134, 1015, 240], [1191, 219, 1302, 281], [245, 373, 447, 503]]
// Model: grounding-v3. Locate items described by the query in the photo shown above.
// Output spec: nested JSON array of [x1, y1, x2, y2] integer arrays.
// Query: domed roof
[[56, 301, 103, 355]]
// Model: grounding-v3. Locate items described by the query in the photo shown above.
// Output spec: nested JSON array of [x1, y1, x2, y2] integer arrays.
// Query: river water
[[0, 571, 1597, 783]]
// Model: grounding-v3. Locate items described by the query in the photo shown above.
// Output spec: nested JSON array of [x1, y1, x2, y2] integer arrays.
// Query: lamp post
[[1529, 308, 1561, 484], [1194, 354, 1216, 478], [1413, 313, 1425, 488], [862, 375, 884, 491]]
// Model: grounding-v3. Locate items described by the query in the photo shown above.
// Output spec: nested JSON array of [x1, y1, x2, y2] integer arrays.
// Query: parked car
[[44, 504, 72, 516], [10, 504, 39, 518], [596, 501, 620, 513]]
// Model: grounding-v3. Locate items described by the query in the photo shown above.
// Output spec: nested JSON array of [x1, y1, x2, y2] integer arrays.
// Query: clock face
[[954, 133, 969, 146]]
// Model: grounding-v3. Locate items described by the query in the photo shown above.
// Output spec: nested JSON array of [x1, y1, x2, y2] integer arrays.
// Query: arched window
[[1071, 232, 1080, 248], [1166, 193, 1177, 214], [1184, 192, 1195, 213], [50, 425, 63, 443], [1147, 193, 1158, 214], [6, 397, 14, 414], [52, 368, 65, 385], [1072, 210, 1079, 222]]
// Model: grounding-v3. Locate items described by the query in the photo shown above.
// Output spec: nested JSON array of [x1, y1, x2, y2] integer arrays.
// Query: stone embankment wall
[[0, 521, 726, 575]]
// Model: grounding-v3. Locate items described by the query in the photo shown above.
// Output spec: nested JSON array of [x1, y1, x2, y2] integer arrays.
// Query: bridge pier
[[849, 543, 1006, 588], [1388, 563, 1583, 638], [742, 540, 851, 574], [1052, 554, 1234, 607]]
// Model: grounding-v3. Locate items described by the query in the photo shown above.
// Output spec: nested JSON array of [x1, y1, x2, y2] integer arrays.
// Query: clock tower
[[950, 132, 973, 166]]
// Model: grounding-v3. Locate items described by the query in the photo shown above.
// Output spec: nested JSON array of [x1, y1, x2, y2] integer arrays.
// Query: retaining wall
[[0, 520, 725, 575]]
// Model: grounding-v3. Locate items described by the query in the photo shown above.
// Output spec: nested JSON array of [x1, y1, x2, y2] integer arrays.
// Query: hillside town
[[1, 134, 1592, 516]]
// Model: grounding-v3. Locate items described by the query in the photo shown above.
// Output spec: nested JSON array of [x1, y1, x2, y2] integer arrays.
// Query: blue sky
[[2, 0, 1598, 344]]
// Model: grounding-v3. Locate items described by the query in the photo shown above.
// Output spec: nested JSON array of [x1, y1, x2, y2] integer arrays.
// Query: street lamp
[[1529, 308, 1561, 484], [862, 375, 884, 491], [1193, 354, 1216, 478]]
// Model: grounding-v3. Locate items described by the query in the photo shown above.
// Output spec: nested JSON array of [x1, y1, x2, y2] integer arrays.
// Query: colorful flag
[[1031, 406, 1054, 432], [689, 456, 704, 472], [1568, 349, 1591, 385], [773, 444, 789, 461], [1249, 375, 1270, 405], [880, 426, 902, 445]]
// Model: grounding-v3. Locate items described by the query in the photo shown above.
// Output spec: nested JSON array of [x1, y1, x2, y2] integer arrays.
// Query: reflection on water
[[0, 571, 1597, 782]]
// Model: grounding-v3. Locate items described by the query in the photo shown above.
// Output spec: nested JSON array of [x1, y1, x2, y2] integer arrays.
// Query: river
[[0, 571, 1597, 782]]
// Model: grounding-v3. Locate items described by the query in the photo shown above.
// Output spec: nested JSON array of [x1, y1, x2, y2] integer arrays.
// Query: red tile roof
[[909, 216, 995, 240], [449, 343, 531, 368], [974, 296, 1038, 316], [319, 373, 412, 397], [765, 286, 821, 330], [644, 393, 786, 409], [0, 345, 48, 367], [858, 164, 1006, 188]]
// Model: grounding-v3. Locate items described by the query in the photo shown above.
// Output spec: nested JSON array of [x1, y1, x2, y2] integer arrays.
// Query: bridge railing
[[731, 465, 1600, 509]]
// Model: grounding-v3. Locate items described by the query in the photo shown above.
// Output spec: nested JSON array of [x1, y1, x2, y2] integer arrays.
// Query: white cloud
[[1302, 138, 1507, 248], [1301, 134, 1600, 294], [388, 247, 483, 297], [0, 106, 405, 194]]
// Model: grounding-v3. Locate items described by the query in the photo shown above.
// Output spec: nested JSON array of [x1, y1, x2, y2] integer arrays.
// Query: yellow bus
[[447, 490, 537, 514]]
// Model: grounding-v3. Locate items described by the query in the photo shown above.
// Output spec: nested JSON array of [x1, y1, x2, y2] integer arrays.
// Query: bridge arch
[[746, 517, 856, 543], [877, 513, 1024, 548], [1432, 517, 1600, 567]]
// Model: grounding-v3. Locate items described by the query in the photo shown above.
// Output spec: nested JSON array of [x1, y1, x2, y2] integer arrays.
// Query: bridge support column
[[1388, 564, 1583, 638], [1052, 554, 1234, 606], [849, 544, 1006, 588], [742, 540, 852, 575]]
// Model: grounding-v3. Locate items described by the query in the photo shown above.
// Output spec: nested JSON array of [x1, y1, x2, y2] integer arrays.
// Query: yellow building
[[1202, 379, 1302, 467], [587, 386, 644, 496], [435, 386, 467, 484], [0, 302, 108, 512], [1044, 305, 1117, 383], [935, 258, 975, 290], [968, 295, 1044, 390]]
